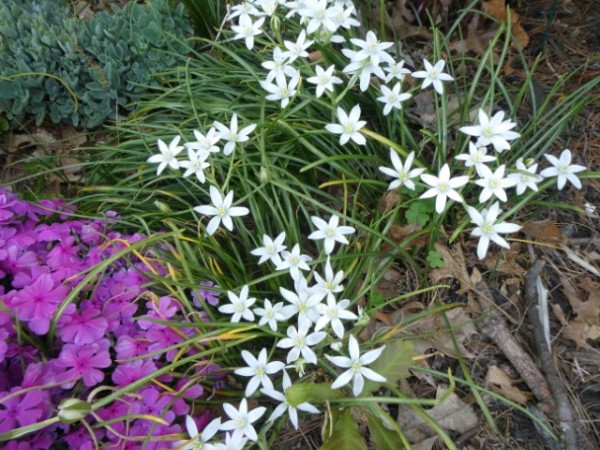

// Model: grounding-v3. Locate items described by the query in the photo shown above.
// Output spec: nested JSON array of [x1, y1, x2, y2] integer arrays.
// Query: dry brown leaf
[[485, 365, 531, 404], [397, 385, 479, 444], [430, 243, 473, 294], [521, 220, 566, 244], [558, 276, 600, 348], [379, 189, 398, 213], [481, 0, 529, 49], [396, 307, 479, 358], [387, 223, 422, 244], [562, 321, 594, 349]]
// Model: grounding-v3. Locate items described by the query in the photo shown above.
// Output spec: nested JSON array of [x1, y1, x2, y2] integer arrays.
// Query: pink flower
[[114, 334, 151, 360], [58, 304, 108, 345], [10, 273, 68, 335], [112, 359, 157, 386], [56, 342, 111, 388], [138, 296, 179, 330], [0, 388, 44, 432]]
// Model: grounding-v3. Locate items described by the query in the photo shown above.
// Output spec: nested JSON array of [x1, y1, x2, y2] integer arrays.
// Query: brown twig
[[473, 280, 555, 413], [525, 259, 595, 450]]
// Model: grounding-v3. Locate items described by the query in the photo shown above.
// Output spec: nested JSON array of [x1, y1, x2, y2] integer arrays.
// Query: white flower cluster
[[175, 213, 386, 447], [146, 113, 256, 236], [379, 109, 586, 259], [148, 1, 590, 448]]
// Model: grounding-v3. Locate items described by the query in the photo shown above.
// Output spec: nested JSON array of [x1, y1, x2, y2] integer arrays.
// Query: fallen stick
[[473, 280, 555, 413], [525, 259, 595, 450]]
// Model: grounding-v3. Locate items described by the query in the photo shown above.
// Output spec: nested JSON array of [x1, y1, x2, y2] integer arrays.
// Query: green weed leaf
[[427, 250, 445, 268], [321, 409, 367, 450], [363, 339, 413, 394], [367, 409, 406, 450]]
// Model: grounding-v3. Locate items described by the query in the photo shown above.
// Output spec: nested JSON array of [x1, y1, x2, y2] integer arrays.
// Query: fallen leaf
[[430, 243, 473, 294], [379, 189, 398, 213], [481, 0, 529, 49], [521, 220, 566, 244], [485, 365, 531, 404], [558, 276, 600, 348], [395, 307, 479, 358], [397, 385, 479, 445]]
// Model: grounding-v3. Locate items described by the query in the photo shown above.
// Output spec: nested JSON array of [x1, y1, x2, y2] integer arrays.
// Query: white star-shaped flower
[[540, 149, 586, 190], [467, 202, 521, 260], [306, 65, 342, 98], [179, 148, 211, 183], [311, 257, 344, 302], [185, 127, 221, 156], [261, 371, 320, 430], [251, 232, 286, 265], [454, 142, 497, 176], [349, 30, 394, 66], [218, 285, 256, 323], [276, 320, 326, 364], [507, 159, 542, 195], [325, 335, 386, 396], [231, 15, 265, 50], [308, 215, 355, 255], [254, 299, 286, 332], [147, 136, 184, 175], [220, 398, 266, 441], [411, 59, 454, 95], [304, 0, 339, 34], [176, 415, 221, 450], [235, 348, 285, 397], [459, 109, 521, 152], [194, 185, 250, 235], [384, 59, 411, 83], [315, 296, 357, 339], [213, 113, 257, 156], [342, 54, 387, 92], [276, 244, 312, 281], [420, 164, 469, 213], [377, 83, 412, 115], [325, 104, 367, 145], [279, 284, 322, 329], [379, 149, 424, 191], [261, 46, 297, 83], [260, 71, 301, 108], [282, 29, 314, 63], [475, 164, 518, 203]]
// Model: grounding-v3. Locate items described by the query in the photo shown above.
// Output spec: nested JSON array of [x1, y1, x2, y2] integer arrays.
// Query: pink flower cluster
[[0, 189, 221, 449]]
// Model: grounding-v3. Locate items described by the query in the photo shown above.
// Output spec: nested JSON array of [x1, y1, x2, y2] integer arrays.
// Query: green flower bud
[[270, 15, 281, 39], [154, 200, 172, 214], [58, 398, 91, 423], [259, 166, 270, 184]]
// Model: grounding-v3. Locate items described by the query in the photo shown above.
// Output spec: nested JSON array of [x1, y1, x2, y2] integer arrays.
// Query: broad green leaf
[[286, 382, 344, 407], [321, 409, 367, 450], [367, 408, 406, 450], [363, 339, 413, 394], [427, 250, 445, 268]]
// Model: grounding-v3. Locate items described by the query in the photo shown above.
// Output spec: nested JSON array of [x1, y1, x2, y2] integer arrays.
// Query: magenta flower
[[112, 359, 157, 386], [0, 389, 44, 432], [59, 303, 108, 345], [114, 334, 151, 360], [138, 296, 179, 330], [56, 342, 111, 388], [10, 273, 69, 335], [147, 326, 185, 361], [192, 281, 220, 307]]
